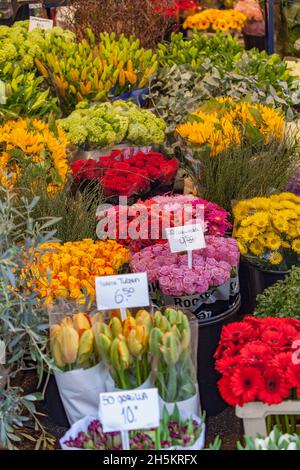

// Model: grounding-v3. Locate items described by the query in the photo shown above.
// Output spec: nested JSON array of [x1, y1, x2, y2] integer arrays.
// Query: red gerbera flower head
[[261, 317, 291, 332], [258, 367, 290, 405], [231, 366, 263, 404], [218, 376, 243, 406], [220, 321, 254, 345], [280, 323, 299, 346], [272, 351, 293, 376], [286, 363, 300, 390], [261, 329, 286, 350], [215, 355, 239, 375], [240, 341, 272, 366]]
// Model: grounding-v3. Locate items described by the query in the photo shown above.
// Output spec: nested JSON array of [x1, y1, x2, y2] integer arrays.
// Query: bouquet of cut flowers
[[183, 9, 247, 32], [233, 192, 300, 270], [93, 309, 153, 389], [176, 97, 284, 158], [71, 149, 179, 197], [215, 316, 300, 407], [96, 194, 231, 252], [130, 236, 239, 296], [61, 406, 204, 450], [58, 100, 166, 150], [0, 118, 69, 193], [26, 239, 130, 304]]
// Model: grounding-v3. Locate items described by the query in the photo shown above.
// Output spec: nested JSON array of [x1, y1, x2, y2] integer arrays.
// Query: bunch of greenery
[[18, 171, 102, 243], [254, 267, 300, 319], [0, 21, 74, 119], [191, 138, 295, 212], [0, 183, 57, 449], [156, 32, 300, 111]]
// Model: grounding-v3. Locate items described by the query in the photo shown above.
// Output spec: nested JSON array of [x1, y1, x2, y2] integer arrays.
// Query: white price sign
[[95, 272, 150, 311], [29, 16, 53, 31], [99, 388, 160, 433], [166, 224, 206, 253]]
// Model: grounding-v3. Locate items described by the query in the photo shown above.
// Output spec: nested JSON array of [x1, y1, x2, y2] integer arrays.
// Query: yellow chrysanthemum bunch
[[233, 192, 300, 269], [183, 9, 247, 32], [27, 239, 130, 304], [176, 97, 284, 157], [0, 119, 69, 193]]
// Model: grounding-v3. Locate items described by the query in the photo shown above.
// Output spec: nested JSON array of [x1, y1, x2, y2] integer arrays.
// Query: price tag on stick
[[99, 388, 160, 450], [166, 224, 206, 269], [29, 16, 53, 31], [95, 272, 150, 320]]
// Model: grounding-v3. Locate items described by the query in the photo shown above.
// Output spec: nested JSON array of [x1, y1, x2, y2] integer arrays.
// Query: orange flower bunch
[[183, 8, 247, 32], [28, 239, 130, 303]]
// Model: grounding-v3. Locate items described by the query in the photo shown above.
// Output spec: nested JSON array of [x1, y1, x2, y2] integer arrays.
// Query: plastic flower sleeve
[[150, 307, 199, 413]]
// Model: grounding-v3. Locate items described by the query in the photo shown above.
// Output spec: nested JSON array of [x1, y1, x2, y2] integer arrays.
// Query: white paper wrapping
[[54, 362, 109, 425]]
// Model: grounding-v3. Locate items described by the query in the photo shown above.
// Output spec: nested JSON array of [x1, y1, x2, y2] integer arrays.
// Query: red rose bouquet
[[71, 149, 179, 197], [215, 316, 300, 407]]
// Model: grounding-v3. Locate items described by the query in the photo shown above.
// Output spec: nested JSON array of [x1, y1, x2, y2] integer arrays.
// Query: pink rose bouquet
[[130, 236, 239, 296]]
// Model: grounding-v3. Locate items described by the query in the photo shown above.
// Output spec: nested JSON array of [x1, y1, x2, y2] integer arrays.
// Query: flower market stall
[[0, 0, 300, 456]]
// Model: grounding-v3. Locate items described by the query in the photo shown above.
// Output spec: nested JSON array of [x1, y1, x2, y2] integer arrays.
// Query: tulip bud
[[136, 323, 149, 349], [149, 327, 163, 358], [61, 316, 73, 328], [164, 308, 178, 326], [98, 333, 112, 360], [117, 336, 132, 369], [136, 311, 152, 334], [127, 329, 143, 357], [161, 331, 181, 365], [50, 325, 65, 369], [180, 328, 191, 351], [159, 315, 171, 333], [153, 310, 162, 328], [73, 313, 91, 337], [78, 328, 94, 366], [122, 316, 136, 340], [60, 325, 79, 364], [110, 317, 122, 338]]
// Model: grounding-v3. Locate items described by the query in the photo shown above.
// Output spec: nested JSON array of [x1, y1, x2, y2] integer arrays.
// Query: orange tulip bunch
[[93, 309, 153, 389], [50, 312, 95, 370], [27, 239, 130, 304]]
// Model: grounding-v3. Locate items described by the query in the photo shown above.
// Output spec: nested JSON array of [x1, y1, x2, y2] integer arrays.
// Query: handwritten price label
[[99, 388, 160, 432], [95, 273, 150, 310], [29, 16, 53, 32], [166, 224, 206, 253]]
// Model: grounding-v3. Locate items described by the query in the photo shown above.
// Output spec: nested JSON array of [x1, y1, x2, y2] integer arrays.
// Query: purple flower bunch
[[130, 236, 239, 296], [287, 171, 300, 197], [63, 420, 122, 450]]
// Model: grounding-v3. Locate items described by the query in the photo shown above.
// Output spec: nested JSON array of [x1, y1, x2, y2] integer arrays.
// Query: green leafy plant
[[254, 267, 300, 318], [189, 138, 295, 212], [0, 182, 58, 449]]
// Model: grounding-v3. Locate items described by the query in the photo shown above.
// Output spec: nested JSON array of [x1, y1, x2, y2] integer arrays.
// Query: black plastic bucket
[[239, 257, 289, 315], [196, 295, 241, 417], [44, 374, 69, 427]]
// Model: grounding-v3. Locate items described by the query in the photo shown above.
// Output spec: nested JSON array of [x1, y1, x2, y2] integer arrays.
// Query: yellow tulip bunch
[[50, 312, 95, 370], [93, 309, 153, 389], [176, 97, 284, 157], [28, 239, 130, 304], [0, 118, 69, 193], [183, 9, 247, 32], [233, 192, 300, 269]]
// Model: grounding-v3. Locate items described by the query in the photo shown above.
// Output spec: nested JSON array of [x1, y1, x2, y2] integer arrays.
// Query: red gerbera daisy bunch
[[216, 317, 300, 406]]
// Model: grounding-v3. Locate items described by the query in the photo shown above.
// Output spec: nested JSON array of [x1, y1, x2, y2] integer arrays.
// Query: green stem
[[119, 369, 127, 389], [275, 415, 282, 430], [136, 360, 142, 387], [266, 415, 272, 434], [155, 428, 161, 450]]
